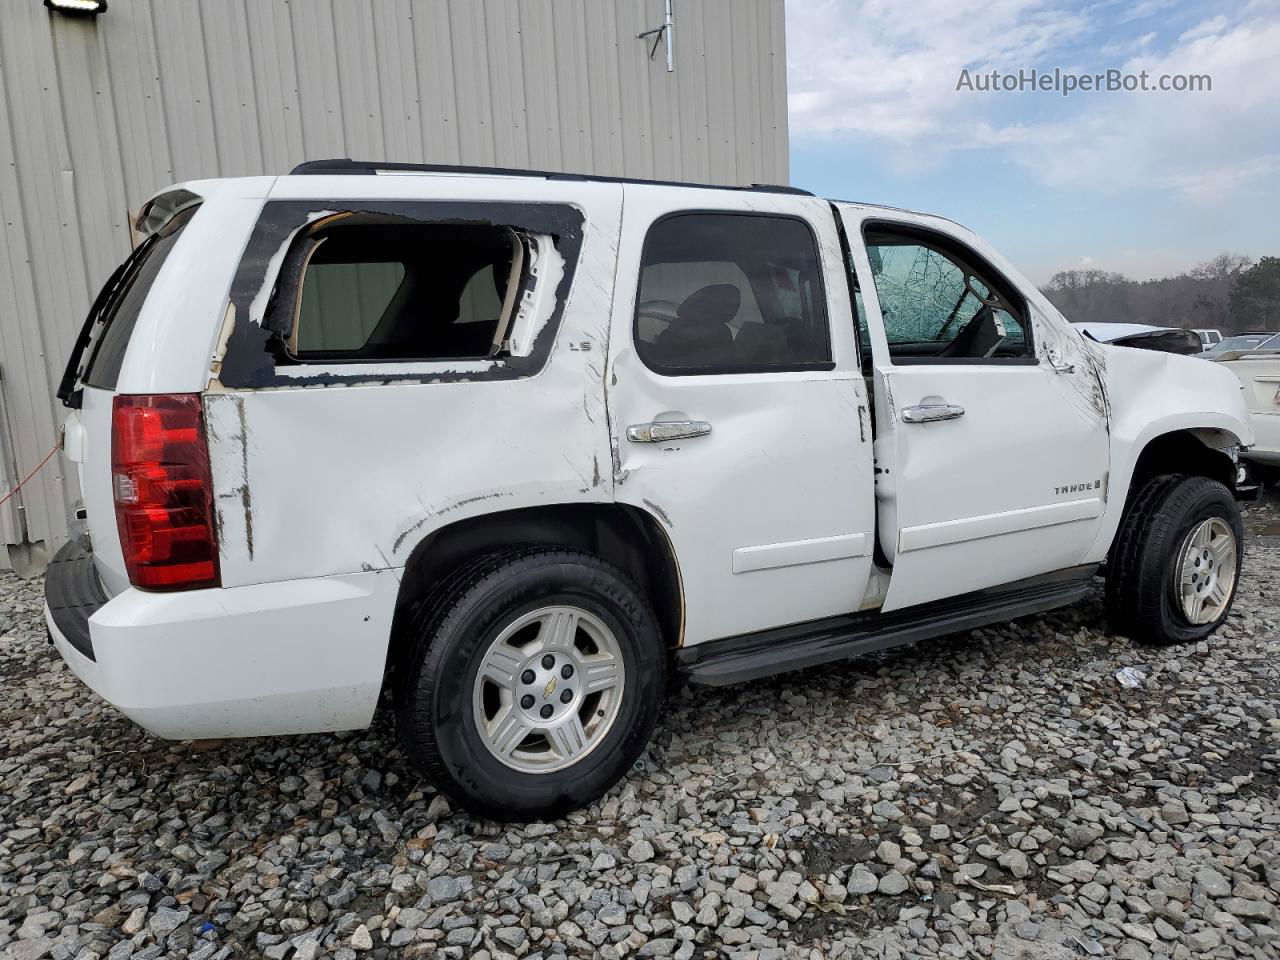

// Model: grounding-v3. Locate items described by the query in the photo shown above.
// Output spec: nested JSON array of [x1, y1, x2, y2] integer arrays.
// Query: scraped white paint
[[50, 170, 1255, 740]]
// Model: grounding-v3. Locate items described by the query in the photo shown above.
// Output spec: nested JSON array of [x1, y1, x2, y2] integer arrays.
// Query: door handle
[[1046, 347, 1075, 374], [626, 420, 712, 443], [901, 403, 964, 424]]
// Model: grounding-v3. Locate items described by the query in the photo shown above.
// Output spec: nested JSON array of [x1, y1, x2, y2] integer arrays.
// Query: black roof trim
[[288, 158, 813, 196]]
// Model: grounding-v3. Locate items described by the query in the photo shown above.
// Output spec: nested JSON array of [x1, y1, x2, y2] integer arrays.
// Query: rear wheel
[[1105, 474, 1243, 645], [395, 548, 665, 820]]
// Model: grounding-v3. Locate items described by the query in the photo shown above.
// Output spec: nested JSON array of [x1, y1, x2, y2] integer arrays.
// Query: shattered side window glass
[[867, 243, 976, 342], [863, 233, 1030, 361]]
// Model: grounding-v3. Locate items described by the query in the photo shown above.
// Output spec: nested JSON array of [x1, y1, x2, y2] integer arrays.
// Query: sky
[[785, 0, 1280, 283]]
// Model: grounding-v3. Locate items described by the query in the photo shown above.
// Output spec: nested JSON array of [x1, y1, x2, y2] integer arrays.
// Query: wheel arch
[[1127, 427, 1240, 493], [386, 502, 683, 674], [1086, 424, 1247, 566]]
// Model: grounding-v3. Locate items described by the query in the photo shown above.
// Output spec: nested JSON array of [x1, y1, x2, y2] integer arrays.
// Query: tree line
[[1042, 255, 1280, 334]]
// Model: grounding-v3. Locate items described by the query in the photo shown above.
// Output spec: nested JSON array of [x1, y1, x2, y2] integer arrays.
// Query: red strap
[[0, 442, 60, 510]]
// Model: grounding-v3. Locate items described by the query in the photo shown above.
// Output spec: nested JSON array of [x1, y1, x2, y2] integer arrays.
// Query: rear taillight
[[111, 394, 220, 590]]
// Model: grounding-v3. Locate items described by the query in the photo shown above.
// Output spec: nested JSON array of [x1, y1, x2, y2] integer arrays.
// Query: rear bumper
[[45, 537, 107, 661], [45, 549, 399, 739]]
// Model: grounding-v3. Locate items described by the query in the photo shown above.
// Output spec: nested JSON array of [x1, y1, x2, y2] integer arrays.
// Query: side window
[[635, 213, 833, 375], [863, 228, 1031, 362], [286, 221, 525, 361]]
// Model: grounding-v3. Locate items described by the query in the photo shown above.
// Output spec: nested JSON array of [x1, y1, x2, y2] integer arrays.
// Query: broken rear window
[[283, 221, 528, 362]]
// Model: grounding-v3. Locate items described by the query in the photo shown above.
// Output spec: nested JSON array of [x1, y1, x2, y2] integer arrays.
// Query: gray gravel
[[3, 506, 1279, 960]]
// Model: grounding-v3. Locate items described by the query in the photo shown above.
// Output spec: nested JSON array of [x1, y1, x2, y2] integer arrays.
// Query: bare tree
[[1188, 253, 1252, 281], [1041, 253, 1268, 334]]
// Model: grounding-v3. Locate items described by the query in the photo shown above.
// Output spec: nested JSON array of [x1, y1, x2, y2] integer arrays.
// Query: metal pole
[[664, 0, 674, 73]]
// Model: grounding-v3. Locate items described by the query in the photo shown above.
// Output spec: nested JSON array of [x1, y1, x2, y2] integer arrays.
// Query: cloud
[[1118, 0, 1181, 24], [1179, 15, 1228, 40], [1022, 14, 1280, 201], [787, 1, 1280, 203], [787, 0, 1089, 148]]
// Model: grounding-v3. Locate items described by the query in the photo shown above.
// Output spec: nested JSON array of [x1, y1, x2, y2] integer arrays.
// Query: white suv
[[46, 160, 1257, 820]]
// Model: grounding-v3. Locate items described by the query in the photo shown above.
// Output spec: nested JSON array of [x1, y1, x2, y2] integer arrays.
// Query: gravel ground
[[2, 495, 1279, 960]]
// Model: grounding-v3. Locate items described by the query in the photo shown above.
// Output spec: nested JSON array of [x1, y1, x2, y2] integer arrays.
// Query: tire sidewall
[[413, 557, 664, 819], [1154, 482, 1243, 642]]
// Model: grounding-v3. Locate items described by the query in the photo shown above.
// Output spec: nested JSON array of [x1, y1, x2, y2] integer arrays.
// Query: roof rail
[[288, 158, 813, 196]]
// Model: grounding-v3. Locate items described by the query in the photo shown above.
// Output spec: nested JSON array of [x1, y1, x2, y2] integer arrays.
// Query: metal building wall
[[0, 0, 789, 571]]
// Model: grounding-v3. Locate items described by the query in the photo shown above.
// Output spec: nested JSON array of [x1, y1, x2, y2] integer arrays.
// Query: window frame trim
[[273, 219, 529, 366], [217, 200, 585, 389], [632, 208, 838, 378], [860, 218, 1036, 367]]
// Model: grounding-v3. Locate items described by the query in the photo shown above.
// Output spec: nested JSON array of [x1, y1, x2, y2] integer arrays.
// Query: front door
[[839, 207, 1110, 611], [608, 190, 877, 647]]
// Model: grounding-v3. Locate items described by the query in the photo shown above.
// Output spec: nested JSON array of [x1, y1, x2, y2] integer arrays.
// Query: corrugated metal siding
[[0, 0, 789, 569]]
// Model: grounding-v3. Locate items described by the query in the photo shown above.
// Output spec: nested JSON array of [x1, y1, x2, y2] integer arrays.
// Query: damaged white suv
[[47, 160, 1258, 820]]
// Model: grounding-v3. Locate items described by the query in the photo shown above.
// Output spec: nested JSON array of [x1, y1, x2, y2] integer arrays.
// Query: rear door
[[608, 188, 877, 648], [838, 205, 1110, 611]]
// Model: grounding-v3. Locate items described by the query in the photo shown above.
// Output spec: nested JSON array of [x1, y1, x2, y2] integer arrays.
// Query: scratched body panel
[[52, 168, 1257, 748], [206, 177, 623, 588], [1079, 345, 1254, 564], [835, 201, 1117, 609]]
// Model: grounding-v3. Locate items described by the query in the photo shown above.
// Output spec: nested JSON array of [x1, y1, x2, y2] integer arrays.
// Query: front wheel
[[395, 548, 666, 821], [1105, 474, 1243, 646]]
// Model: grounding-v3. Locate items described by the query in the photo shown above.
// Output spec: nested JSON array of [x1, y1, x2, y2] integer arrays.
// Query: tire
[[395, 547, 666, 821], [1105, 474, 1243, 646]]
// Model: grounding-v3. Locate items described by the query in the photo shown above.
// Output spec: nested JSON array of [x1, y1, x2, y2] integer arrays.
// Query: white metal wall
[[0, 0, 789, 570]]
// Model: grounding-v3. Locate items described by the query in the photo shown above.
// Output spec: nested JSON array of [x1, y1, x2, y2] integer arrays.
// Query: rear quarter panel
[[204, 176, 624, 587], [114, 179, 274, 395]]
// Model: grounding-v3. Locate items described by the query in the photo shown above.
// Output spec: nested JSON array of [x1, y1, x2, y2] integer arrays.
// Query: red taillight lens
[[111, 394, 220, 590]]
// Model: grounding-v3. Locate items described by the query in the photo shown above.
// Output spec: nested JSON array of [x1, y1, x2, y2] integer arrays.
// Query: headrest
[[676, 284, 741, 327]]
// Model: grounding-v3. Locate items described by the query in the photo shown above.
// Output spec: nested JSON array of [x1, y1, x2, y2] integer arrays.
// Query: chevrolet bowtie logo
[[544, 677, 557, 699]]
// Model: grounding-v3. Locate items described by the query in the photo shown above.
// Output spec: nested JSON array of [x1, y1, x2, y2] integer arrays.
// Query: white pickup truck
[[46, 161, 1257, 820]]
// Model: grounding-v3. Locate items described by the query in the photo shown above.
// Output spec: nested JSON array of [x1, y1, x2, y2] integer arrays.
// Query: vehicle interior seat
[[734, 319, 790, 365], [652, 283, 740, 367], [939, 305, 1004, 358]]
